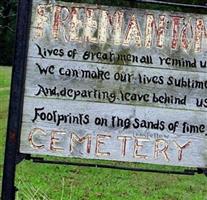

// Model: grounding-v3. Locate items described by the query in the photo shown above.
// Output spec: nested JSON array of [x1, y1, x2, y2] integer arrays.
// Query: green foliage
[[0, 1, 17, 65]]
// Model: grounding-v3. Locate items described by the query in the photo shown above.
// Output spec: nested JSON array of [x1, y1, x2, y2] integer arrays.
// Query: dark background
[[0, 0, 206, 66]]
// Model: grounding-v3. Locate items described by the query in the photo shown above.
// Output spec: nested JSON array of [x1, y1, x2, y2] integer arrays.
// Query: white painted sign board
[[20, 0, 207, 167]]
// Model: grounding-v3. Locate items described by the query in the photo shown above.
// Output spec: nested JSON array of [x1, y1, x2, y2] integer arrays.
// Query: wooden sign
[[20, 0, 207, 168]]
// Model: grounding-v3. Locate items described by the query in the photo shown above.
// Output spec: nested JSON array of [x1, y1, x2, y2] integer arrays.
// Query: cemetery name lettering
[[35, 3, 207, 53]]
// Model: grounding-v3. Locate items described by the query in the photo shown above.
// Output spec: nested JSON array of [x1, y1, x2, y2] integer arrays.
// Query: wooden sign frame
[[1, 1, 32, 199], [1, 1, 207, 199]]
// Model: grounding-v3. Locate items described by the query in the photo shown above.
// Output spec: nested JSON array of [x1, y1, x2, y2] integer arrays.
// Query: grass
[[0, 66, 207, 200], [0, 66, 11, 190]]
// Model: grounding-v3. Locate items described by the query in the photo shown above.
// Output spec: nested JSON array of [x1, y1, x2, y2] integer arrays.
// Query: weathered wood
[[27, 1, 207, 73], [21, 98, 207, 167], [20, 0, 207, 167], [24, 58, 207, 112]]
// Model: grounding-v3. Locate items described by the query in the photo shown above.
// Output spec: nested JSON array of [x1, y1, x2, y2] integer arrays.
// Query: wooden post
[[1, 0, 32, 199]]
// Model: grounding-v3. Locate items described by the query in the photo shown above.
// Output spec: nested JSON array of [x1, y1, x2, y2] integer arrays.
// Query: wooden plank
[[20, 98, 207, 167], [19, 0, 207, 167], [24, 58, 207, 112], [27, 1, 207, 73]]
